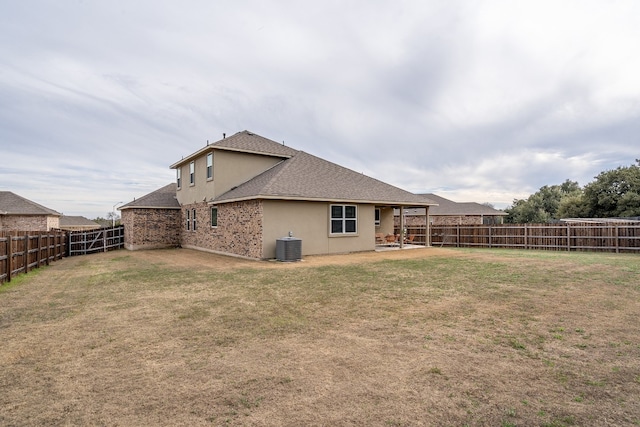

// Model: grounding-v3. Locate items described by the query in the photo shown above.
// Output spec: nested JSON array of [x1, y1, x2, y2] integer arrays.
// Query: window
[[206, 152, 213, 180], [176, 168, 181, 189], [192, 208, 197, 230], [210, 206, 218, 227], [186, 209, 190, 230], [375, 208, 381, 226], [189, 161, 195, 185], [330, 204, 357, 234]]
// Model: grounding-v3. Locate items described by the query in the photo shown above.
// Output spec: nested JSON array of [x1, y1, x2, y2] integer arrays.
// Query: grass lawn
[[1, 247, 639, 426]]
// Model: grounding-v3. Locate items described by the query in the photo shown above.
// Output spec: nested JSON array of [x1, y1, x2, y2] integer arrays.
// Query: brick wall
[[0, 215, 59, 231], [122, 208, 181, 250], [181, 200, 263, 259]]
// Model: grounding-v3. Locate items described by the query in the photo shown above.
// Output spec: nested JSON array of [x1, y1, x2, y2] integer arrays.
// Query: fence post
[[615, 224, 619, 254], [566, 224, 571, 251], [524, 224, 528, 250], [6, 233, 12, 282], [456, 225, 460, 247]]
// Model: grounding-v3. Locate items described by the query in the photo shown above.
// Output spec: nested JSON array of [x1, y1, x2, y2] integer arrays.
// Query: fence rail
[[428, 223, 640, 253], [67, 225, 125, 256], [0, 230, 67, 284]]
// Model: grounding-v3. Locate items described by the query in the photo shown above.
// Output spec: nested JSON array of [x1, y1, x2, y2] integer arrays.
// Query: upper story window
[[330, 204, 357, 234], [176, 168, 182, 189], [189, 161, 195, 186], [206, 152, 213, 180]]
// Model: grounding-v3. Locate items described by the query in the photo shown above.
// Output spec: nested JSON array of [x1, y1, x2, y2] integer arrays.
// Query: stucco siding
[[262, 200, 375, 258], [175, 149, 283, 206]]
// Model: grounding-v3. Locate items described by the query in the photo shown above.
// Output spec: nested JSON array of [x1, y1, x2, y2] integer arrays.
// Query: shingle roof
[[59, 215, 100, 227], [120, 183, 180, 209], [0, 191, 61, 216], [170, 130, 298, 169], [213, 151, 437, 206], [403, 193, 507, 216]]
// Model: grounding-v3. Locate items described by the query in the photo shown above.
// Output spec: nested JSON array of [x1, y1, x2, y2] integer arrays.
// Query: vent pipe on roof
[[223, 133, 226, 139]]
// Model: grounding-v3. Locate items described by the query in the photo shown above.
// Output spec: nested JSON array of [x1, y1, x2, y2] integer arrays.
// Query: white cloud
[[1, 0, 639, 217]]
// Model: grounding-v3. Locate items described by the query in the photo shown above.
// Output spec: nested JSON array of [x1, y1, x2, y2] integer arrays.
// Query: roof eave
[[170, 146, 293, 169], [210, 195, 438, 206]]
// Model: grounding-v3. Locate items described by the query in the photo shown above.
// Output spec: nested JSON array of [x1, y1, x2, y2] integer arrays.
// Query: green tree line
[[505, 160, 640, 223]]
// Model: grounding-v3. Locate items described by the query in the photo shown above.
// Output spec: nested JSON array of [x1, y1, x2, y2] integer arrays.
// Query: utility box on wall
[[276, 237, 302, 262]]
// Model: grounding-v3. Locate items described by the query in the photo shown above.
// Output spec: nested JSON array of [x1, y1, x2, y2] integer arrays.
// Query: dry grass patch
[[1, 247, 639, 426]]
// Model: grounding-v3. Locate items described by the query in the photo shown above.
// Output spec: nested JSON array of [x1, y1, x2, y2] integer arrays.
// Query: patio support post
[[426, 206, 431, 247], [399, 206, 405, 249]]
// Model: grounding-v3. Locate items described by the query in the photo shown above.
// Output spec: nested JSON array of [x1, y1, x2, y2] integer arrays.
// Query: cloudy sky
[[1, 0, 639, 219]]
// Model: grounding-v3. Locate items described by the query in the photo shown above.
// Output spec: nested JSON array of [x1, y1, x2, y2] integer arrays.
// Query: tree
[[582, 161, 640, 217], [505, 179, 582, 223]]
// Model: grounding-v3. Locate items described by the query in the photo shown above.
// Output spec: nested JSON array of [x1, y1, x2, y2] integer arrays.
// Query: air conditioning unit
[[276, 237, 302, 262]]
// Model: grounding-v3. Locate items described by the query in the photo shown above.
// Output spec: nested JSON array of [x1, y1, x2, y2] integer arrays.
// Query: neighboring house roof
[[213, 150, 438, 207], [170, 130, 298, 169], [59, 215, 101, 228], [0, 191, 61, 216], [401, 193, 507, 216], [120, 183, 180, 210]]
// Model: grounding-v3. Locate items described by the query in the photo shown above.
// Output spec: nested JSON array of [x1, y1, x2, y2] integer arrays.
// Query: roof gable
[[0, 191, 60, 216], [120, 183, 180, 209], [214, 151, 437, 206], [170, 130, 298, 169]]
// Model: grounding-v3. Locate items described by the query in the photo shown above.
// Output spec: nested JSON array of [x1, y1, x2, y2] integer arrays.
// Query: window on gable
[[176, 168, 182, 189], [210, 206, 218, 227], [206, 152, 213, 180], [330, 204, 357, 234], [189, 161, 195, 185], [186, 209, 190, 230], [192, 208, 197, 231]]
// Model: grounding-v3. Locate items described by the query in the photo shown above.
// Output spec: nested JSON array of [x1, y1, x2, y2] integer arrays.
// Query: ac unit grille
[[276, 238, 302, 262]]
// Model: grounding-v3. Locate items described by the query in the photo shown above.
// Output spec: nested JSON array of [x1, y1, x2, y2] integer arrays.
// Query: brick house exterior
[[0, 191, 61, 232], [120, 184, 181, 250], [122, 131, 437, 259]]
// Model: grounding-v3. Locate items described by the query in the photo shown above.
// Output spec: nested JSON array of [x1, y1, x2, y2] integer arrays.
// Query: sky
[[1, 0, 639, 219]]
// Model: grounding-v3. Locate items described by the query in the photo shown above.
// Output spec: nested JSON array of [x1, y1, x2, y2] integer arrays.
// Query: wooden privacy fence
[[430, 223, 640, 253], [67, 225, 124, 256], [0, 230, 67, 284]]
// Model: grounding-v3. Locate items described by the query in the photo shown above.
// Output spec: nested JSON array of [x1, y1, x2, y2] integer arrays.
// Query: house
[[58, 215, 102, 231], [121, 131, 437, 259], [397, 193, 507, 227], [120, 183, 181, 250], [0, 191, 61, 231]]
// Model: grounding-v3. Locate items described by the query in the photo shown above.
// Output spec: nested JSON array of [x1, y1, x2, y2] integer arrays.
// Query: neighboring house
[[0, 191, 61, 231], [58, 215, 102, 231], [121, 130, 437, 259], [120, 183, 181, 250], [397, 193, 507, 226]]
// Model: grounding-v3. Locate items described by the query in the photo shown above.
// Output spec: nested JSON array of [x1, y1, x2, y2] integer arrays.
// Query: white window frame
[[189, 161, 195, 186], [206, 152, 213, 180], [176, 168, 182, 189], [375, 208, 381, 226], [186, 209, 190, 230], [192, 208, 197, 231], [330, 204, 357, 235]]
